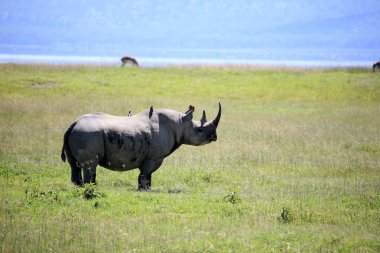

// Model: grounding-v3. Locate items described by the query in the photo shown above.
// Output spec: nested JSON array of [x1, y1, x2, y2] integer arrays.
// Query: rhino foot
[[138, 173, 152, 191]]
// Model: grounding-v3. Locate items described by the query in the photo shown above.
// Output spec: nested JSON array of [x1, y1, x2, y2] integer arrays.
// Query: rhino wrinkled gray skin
[[61, 103, 221, 190]]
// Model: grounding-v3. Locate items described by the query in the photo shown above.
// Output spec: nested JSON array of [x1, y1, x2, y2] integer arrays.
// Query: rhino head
[[181, 103, 221, 146]]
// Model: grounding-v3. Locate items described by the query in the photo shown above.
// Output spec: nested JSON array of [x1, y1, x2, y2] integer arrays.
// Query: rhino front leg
[[138, 174, 149, 191], [138, 173, 154, 189], [138, 159, 163, 191]]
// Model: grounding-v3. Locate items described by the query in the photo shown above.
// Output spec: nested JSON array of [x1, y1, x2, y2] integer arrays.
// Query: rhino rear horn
[[212, 103, 221, 128], [200, 110, 207, 126]]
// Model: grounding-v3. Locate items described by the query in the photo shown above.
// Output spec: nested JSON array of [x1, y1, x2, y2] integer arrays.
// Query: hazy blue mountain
[[1, 0, 379, 62]]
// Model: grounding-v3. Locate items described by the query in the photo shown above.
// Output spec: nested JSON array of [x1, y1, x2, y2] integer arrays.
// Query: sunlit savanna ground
[[0, 64, 379, 252]]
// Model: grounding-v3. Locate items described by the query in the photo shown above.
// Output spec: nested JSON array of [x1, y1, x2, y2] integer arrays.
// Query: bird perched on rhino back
[[61, 103, 222, 191]]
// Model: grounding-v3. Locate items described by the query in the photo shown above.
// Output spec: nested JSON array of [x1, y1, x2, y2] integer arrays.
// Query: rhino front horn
[[212, 103, 221, 128]]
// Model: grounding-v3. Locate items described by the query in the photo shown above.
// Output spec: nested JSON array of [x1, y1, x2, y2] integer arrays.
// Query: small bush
[[83, 183, 106, 200], [278, 207, 294, 223], [223, 188, 241, 204]]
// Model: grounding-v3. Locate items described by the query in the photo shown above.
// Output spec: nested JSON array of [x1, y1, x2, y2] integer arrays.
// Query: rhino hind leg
[[71, 167, 83, 186], [82, 162, 98, 185], [63, 148, 82, 186], [66, 157, 83, 186]]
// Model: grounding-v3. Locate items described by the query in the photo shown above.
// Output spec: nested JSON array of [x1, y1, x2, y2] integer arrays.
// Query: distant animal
[[373, 61, 380, 72], [121, 56, 139, 67], [61, 103, 222, 191]]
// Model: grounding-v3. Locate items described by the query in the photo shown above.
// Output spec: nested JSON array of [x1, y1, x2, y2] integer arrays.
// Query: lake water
[[0, 53, 376, 68]]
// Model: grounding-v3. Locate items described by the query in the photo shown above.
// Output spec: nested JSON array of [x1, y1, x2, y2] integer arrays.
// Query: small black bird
[[149, 106, 153, 118], [128, 111, 132, 117]]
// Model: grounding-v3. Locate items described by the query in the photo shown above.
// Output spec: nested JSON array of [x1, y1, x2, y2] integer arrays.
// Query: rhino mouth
[[208, 135, 217, 142]]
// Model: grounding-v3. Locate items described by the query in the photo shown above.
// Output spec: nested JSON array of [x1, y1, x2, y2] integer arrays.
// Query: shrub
[[223, 188, 241, 204], [83, 183, 106, 200], [278, 207, 294, 223]]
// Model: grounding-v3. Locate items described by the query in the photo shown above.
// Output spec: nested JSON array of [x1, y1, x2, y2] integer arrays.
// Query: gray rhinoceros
[[61, 103, 221, 190]]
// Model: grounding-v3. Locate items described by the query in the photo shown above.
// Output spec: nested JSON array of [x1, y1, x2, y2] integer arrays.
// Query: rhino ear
[[184, 105, 194, 114], [183, 105, 194, 121], [200, 110, 207, 126]]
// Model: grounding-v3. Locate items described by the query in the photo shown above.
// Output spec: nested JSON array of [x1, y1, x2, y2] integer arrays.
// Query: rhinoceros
[[61, 103, 221, 190]]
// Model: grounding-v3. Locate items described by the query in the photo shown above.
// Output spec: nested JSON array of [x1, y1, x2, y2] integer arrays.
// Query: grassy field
[[0, 64, 379, 252]]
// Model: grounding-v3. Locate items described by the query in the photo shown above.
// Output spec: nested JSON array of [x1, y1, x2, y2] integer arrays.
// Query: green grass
[[0, 64, 379, 252]]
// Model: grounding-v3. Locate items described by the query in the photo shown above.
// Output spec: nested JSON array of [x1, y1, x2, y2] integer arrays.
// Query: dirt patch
[[31, 81, 61, 89]]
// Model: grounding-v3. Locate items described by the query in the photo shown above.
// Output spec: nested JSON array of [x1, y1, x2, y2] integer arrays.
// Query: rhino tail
[[61, 121, 77, 162]]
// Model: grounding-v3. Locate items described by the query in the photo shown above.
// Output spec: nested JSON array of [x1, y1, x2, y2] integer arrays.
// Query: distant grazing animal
[[373, 61, 380, 72], [61, 104, 222, 191], [121, 56, 139, 67]]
